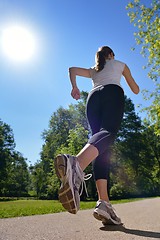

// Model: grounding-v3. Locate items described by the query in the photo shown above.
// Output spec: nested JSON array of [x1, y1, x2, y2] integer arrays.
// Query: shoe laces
[[73, 159, 92, 197], [64, 154, 92, 198], [79, 173, 92, 197]]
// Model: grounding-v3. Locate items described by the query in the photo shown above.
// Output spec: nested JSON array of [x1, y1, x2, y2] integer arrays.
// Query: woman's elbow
[[68, 67, 76, 73], [68, 67, 73, 74]]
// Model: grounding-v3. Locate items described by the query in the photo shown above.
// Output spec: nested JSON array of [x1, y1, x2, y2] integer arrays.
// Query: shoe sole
[[93, 211, 114, 225], [54, 155, 77, 214], [93, 211, 122, 225]]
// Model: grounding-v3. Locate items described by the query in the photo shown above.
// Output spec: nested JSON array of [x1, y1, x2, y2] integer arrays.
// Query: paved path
[[0, 198, 160, 240]]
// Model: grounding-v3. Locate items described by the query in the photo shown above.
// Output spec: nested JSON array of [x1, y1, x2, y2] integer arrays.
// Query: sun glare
[[1, 25, 36, 62]]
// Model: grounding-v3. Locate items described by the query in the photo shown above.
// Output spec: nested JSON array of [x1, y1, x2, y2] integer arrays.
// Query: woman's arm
[[122, 65, 140, 94], [69, 67, 91, 88], [68, 67, 91, 100]]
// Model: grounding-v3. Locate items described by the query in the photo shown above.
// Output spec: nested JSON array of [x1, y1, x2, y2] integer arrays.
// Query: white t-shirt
[[89, 59, 125, 89]]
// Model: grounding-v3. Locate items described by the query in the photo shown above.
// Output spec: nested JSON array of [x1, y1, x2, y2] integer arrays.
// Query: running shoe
[[54, 154, 86, 214], [93, 200, 122, 225]]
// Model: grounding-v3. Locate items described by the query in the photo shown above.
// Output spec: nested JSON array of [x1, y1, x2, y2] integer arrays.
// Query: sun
[[1, 25, 36, 62]]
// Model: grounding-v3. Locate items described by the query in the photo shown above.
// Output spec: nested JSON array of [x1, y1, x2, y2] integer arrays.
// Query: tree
[[38, 91, 160, 200], [117, 96, 142, 140], [55, 124, 88, 155], [36, 92, 90, 199], [131, 125, 160, 197], [142, 84, 160, 136], [110, 97, 160, 198], [37, 89, 159, 200], [110, 96, 144, 199], [126, 0, 160, 136], [29, 161, 47, 199], [41, 91, 89, 164], [40, 92, 158, 200], [126, 0, 160, 81], [0, 119, 29, 197], [5, 152, 29, 197], [0, 119, 15, 196], [0, 120, 15, 151]]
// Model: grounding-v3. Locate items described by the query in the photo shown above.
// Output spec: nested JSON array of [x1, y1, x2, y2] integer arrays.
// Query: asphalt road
[[0, 198, 160, 240]]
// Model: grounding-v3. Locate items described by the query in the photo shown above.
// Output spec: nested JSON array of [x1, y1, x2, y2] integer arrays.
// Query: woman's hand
[[71, 87, 81, 100]]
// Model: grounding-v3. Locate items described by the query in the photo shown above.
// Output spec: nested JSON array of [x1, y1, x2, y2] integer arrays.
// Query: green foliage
[[56, 124, 89, 156], [1, 89, 159, 200], [126, 0, 160, 81], [118, 95, 142, 140], [1, 90, 159, 200], [110, 122, 160, 199], [142, 83, 160, 136], [5, 152, 29, 197], [0, 119, 29, 197], [29, 161, 47, 199], [35, 91, 160, 200], [126, 0, 160, 137], [34, 92, 91, 199]]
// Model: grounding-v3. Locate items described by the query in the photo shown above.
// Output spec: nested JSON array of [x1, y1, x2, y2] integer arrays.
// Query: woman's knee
[[88, 130, 115, 155]]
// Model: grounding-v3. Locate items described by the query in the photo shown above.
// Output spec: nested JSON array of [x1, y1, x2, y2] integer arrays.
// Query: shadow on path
[[100, 225, 160, 239]]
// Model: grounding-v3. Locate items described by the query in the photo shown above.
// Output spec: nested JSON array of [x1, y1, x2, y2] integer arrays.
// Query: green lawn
[[0, 198, 145, 219]]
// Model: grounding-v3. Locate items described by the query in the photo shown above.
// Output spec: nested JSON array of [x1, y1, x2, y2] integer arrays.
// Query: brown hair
[[95, 46, 115, 72]]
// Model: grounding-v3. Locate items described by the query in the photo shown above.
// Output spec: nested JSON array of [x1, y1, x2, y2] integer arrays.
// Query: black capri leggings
[[86, 84, 124, 180]]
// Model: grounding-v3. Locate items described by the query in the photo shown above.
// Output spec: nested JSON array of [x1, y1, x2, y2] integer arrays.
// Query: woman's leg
[[96, 179, 109, 202], [76, 88, 101, 171], [76, 143, 98, 171], [76, 140, 111, 203], [77, 85, 124, 202], [55, 85, 124, 219], [93, 149, 111, 200], [76, 88, 112, 203]]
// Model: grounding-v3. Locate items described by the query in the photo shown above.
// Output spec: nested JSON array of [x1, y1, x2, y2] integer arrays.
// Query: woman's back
[[90, 59, 125, 88]]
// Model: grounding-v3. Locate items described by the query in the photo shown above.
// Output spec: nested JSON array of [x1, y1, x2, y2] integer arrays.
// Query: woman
[[54, 46, 139, 225]]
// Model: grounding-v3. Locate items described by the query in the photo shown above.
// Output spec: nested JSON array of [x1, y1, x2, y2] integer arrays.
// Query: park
[[0, 0, 159, 239]]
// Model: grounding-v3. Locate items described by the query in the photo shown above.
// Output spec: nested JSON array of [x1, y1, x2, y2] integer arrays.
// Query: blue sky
[[0, 0, 155, 165]]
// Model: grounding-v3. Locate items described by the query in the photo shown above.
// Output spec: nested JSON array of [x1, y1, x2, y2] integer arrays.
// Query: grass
[[0, 200, 65, 218], [0, 198, 147, 219]]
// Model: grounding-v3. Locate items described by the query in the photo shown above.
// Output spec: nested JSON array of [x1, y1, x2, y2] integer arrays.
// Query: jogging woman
[[54, 46, 139, 225]]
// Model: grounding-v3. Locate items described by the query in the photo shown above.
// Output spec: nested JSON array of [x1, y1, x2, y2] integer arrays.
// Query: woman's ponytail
[[95, 51, 106, 72], [95, 46, 115, 72]]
